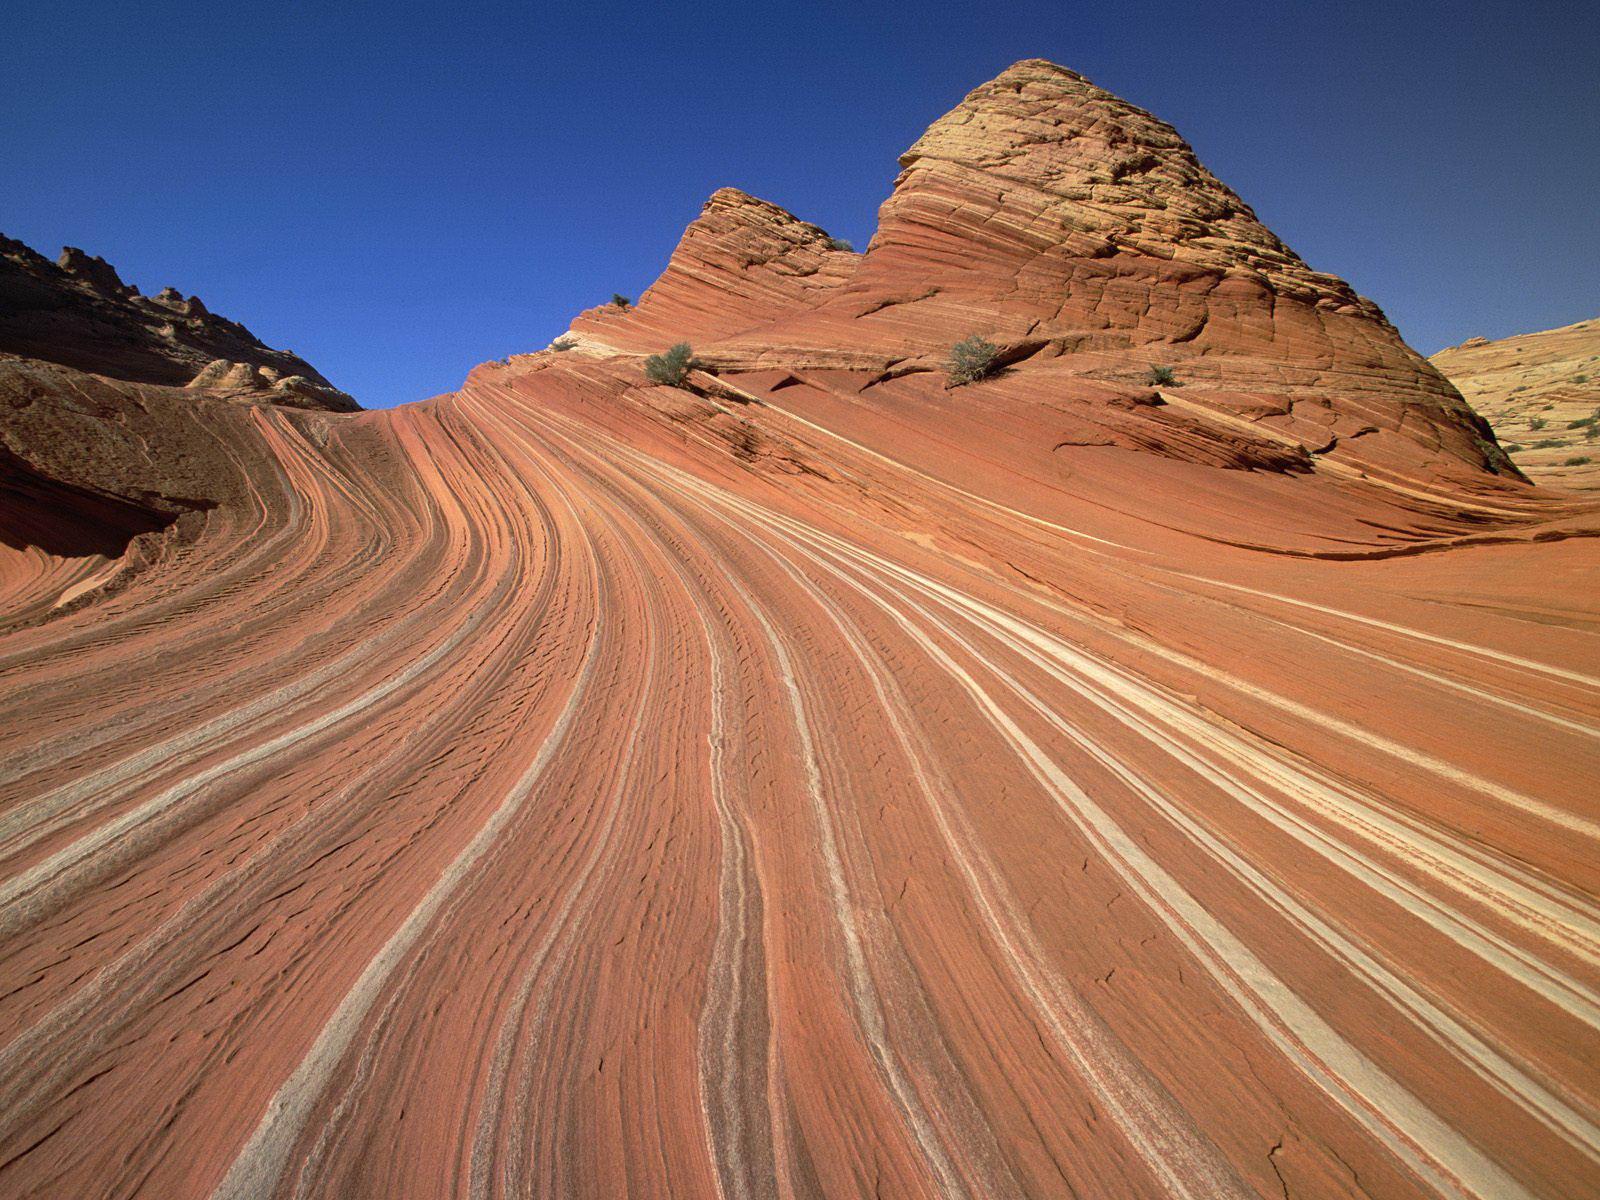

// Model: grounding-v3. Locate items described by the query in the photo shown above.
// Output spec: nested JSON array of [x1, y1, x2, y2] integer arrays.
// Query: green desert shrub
[[1564, 456, 1593, 466], [644, 342, 695, 387], [612, 293, 632, 309], [1147, 365, 1179, 387], [945, 335, 1001, 386], [1567, 416, 1595, 428], [1529, 417, 1547, 430], [826, 236, 855, 252]]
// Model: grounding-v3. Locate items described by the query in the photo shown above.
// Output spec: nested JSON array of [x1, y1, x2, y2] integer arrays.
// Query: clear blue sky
[[5, 1, 1596, 407]]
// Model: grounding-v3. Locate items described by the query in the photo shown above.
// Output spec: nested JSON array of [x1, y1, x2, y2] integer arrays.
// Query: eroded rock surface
[[1, 60, 1597, 1200], [567, 187, 858, 353]]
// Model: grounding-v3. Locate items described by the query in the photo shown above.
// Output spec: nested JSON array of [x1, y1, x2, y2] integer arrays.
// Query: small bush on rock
[[827, 236, 854, 252], [1148, 365, 1179, 387], [612, 294, 632, 309], [644, 342, 695, 387], [945, 335, 1001, 386]]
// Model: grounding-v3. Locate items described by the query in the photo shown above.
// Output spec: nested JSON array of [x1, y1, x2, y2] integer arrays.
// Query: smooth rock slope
[[1, 61, 1597, 1200]]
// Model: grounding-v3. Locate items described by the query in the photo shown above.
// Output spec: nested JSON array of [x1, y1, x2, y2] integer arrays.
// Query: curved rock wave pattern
[[1, 57, 1598, 1200]]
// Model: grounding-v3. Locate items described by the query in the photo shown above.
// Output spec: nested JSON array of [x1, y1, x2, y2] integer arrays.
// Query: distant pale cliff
[[1432, 317, 1600, 492]]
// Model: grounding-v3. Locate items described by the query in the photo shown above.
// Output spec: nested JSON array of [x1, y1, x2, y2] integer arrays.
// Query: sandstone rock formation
[[567, 187, 858, 353], [662, 60, 1521, 498], [0, 61, 1597, 1200], [1432, 316, 1600, 492], [0, 234, 357, 411]]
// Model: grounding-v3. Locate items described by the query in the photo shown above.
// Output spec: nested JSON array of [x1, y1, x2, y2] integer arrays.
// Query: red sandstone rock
[[566, 187, 858, 354], [666, 61, 1518, 496], [0, 60, 1597, 1200]]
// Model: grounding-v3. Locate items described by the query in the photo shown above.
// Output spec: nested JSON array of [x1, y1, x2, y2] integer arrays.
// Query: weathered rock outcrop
[[0, 234, 357, 411], [672, 61, 1519, 495], [1432, 316, 1600, 491]]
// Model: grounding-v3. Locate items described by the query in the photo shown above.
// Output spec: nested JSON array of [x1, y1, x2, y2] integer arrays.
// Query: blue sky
[[5, 0, 1596, 407]]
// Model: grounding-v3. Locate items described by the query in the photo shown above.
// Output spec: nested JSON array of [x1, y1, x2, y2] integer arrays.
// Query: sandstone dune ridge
[[1432, 316, 1600, 493], [1, 58, 1598, 1200]]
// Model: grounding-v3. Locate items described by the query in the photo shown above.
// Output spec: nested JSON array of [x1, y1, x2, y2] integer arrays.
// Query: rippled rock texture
[[1, 60, 1598, 1200]]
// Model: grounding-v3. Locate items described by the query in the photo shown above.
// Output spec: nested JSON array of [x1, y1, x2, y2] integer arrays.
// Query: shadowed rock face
[[0, 234, 357, 411], [1433, 316, 1600, 492], [0, 234, 356, 563], [1, 61, 1598, 1200]]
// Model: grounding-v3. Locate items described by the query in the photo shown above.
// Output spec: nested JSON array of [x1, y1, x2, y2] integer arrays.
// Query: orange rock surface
[[1, 60, 1597, 1200]]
